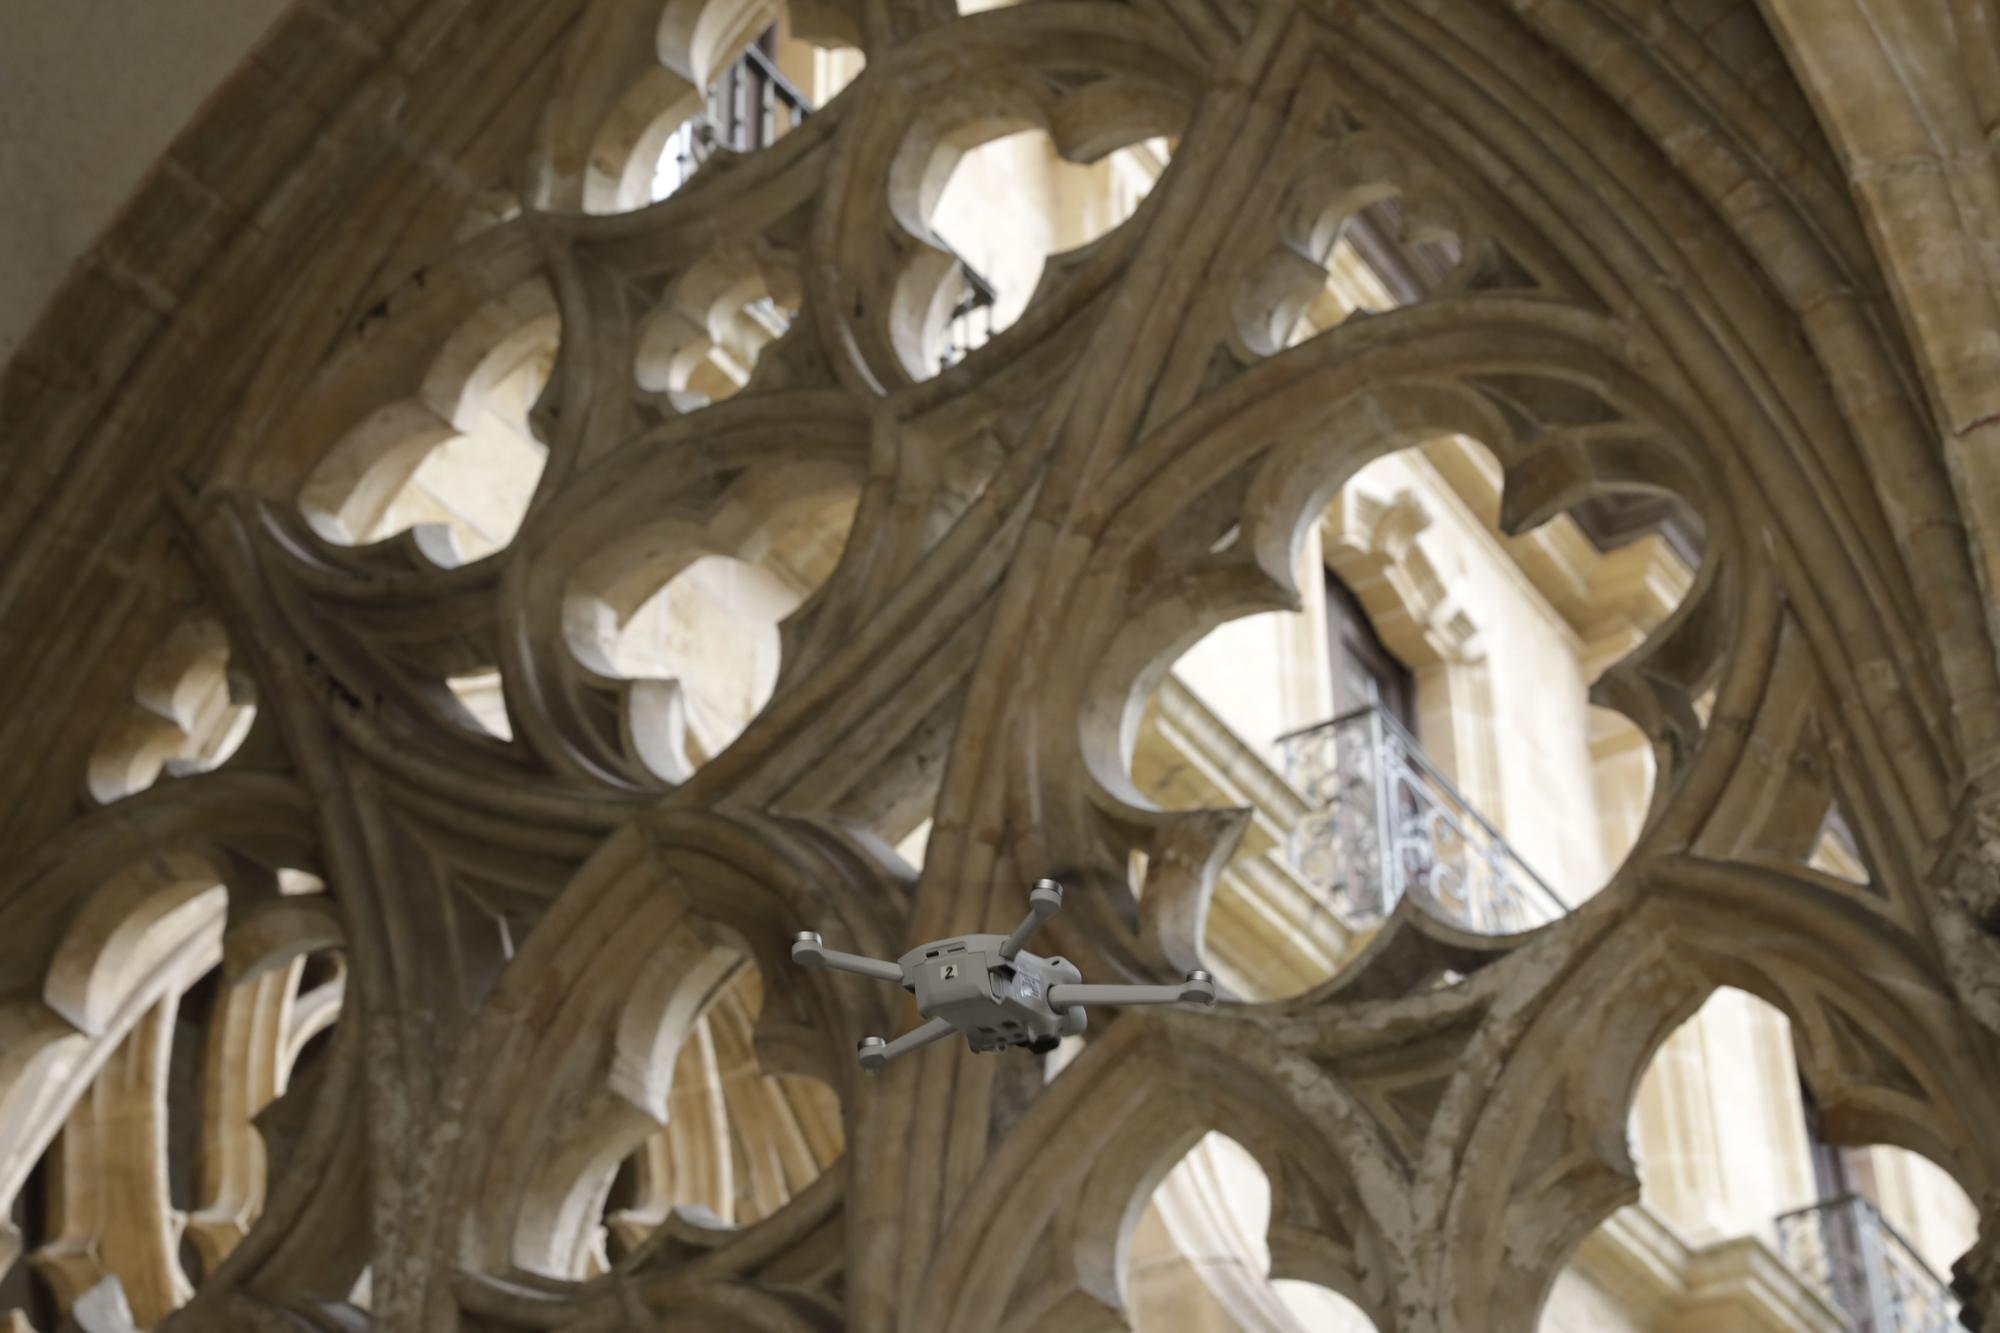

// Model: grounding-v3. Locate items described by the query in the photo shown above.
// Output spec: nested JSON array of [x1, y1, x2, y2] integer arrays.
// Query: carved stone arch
[[537, 0, 859, 215], [1440, 1, 1980, 826], [0, 875, 228, 1324], [0, 912, 228, 1253], [1143, 1130, 1366, 1333], [634, 241, 806, 411], [1751, 0, 2000, 732], [1688, 608, 1912, 924], [1072, 374, 1512, 811], [433, 810, 890, 1297], [661, 0, 785, 91], [1224, 110, 1562, 365], [613, 960, 842, 1236], [0, 774, 318, 975], [43, 852, 227, 1038], [85, 612, 257, 805], [592, 68, 710, 215], [918, 1011, 1406, 1333], [497, 392, 871, 786], [1425, 897, 1714, 1331], [533, 3, 688, 212], [1654, 859, 2000, 1196], [1228, 0, 2000, 931], [183, 952, 321, 1278], [222, 895, 345, 988], [0, 767, 335, 1309], [810, 5, 1203, 389], [1037, 315, 1736, 980], [1227, 130, 1412, 360], [9, 1, 2000, 1329], [562, 460, 859, 659], [294, 264, 560, 548], [504, 919, 741, 1278]]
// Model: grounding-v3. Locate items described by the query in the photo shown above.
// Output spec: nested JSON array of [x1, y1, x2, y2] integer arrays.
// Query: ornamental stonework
[[2, 1, 1999, 1330]]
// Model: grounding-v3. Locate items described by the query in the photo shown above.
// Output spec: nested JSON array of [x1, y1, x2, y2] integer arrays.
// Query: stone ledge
[[1570, 1204, 1847, 1333]]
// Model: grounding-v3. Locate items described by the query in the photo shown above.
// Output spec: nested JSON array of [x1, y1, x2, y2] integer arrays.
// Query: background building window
[[1325, 568, 1413, 730]]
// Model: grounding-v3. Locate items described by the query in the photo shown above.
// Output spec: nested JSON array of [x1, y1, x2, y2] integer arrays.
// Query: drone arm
[[1047, 972, 1216, 1011], [998, 879, 1064, 961], [792, 933, 905, 985], [858, 1016, 957, 1071]]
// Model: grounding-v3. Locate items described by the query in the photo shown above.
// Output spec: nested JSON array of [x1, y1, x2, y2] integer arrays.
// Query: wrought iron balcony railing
[[937, 265, 1001, 367], [654, 38, 998, 362], [1275, 701, 1567, 933], [1776, 1194, 1961, 1333], [655, 41, 811, 197]]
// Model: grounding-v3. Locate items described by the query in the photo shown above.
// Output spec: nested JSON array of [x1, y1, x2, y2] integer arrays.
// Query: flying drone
[[792, 878, 1216, 1071]]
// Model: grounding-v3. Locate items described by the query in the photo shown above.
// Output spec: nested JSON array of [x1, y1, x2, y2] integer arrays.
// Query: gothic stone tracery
[[4, 0, 2000, 1330]]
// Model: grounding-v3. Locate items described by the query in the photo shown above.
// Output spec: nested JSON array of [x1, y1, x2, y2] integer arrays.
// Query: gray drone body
[[793, 878, 1215, 1071], [894, 932, 1084, 1054]]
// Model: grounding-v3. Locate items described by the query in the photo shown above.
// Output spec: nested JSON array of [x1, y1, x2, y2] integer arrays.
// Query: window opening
[[1325, 565, 1413, 729]]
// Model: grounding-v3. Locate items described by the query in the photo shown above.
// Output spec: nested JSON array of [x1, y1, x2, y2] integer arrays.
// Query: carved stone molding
[[1, 0, 1998, 1329]]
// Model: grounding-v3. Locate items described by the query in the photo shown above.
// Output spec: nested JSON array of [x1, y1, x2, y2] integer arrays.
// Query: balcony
[[935, 264, 1000, 367], [1276, 701, 1567, 934], [652, 41, 810, 199], [1776, 1195, 1961, 1332]]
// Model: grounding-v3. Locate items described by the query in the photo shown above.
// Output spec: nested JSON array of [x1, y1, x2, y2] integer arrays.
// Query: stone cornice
[[1570, 1205, 1847, 1333], [1420, 434, 1695, 671]]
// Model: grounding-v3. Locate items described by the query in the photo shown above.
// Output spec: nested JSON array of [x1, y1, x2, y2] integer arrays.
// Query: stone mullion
[[638, 1014, 734, 1231], [1932, 797, 2000, 1035], [909, 6, 1298, 969], [704, 991, 810, 1222], [35, 995, 190, 1327], [1131, 31, 1338, 442], [875, 17, 1332, 1327], [608, 1132, 685, 1250], [697, 442, 1039, 815], [31, 1081, 112, 1316], [280, 974, 345, 1083], [777, 1066, 845, 1175], [185, 961, 298, 1273], [171, 493, 503, 1329]]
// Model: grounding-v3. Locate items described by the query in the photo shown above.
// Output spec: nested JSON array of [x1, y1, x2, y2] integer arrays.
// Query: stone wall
[[1, 0, 1997, 1330]]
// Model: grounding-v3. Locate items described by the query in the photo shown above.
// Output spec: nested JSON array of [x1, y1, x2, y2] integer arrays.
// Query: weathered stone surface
[[2, 0, 1999, 1330]]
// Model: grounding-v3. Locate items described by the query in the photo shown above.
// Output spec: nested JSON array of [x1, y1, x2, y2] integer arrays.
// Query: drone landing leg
[[1047, 973, 1216, 1010], [858, 1016, 957, 1071]]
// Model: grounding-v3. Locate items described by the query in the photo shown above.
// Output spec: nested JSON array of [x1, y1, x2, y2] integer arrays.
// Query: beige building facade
[[2, 0, 2000, 1331]]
